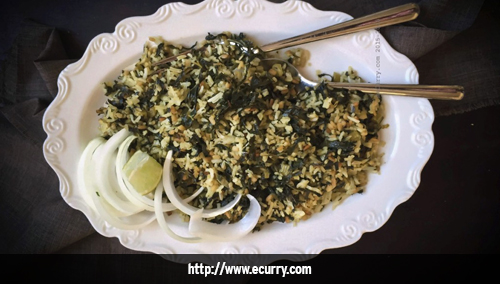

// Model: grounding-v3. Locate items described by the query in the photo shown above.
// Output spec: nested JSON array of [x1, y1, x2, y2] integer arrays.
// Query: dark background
[[1, 0, 499, 280]]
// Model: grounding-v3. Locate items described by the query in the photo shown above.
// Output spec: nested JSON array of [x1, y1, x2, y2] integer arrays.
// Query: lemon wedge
[[122, 150, 163, 195]]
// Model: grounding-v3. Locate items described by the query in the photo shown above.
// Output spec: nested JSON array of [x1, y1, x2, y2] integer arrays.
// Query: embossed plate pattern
[[42, 0, 434, 261]]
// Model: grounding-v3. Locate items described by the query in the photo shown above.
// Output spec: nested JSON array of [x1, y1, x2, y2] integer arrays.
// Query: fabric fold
[[33, 25, 76, 98], [0, 20, 97, 254], [0, 20, 55, 105], [416, 2, 500, 116], [381, 26, 459, 60]]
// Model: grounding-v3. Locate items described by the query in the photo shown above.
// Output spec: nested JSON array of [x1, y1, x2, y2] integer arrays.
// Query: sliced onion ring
[[163, 150, 242, 218], [80, 136, 156, 230], [90, 189, 156, 230], [188, 194, 261, 241], [115, 135, 150, 210], [77, 137, 106, 211], [94, 128, 144, 215], [153, 178, 202, 243]]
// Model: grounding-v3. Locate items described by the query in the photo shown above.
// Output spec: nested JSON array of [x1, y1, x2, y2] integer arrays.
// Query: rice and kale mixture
[[96, 32, 386, 230]]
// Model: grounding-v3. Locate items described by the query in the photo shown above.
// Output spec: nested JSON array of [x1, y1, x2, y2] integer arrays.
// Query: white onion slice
[[90, 189, 157, 230], [93, 144, 134, 218], [116, 136, 204, 212], [188, 194, 261, 241], [163, 150, 242, 218], [77, 137, 106, 211], [153, 178, 202, 243], [79, 137, 156, 230], [94, 128, 144, 216]]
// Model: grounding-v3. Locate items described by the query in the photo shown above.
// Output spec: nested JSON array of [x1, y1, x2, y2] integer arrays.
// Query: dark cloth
[[0, 0, 499, 255], [0, 21, 97, 254]]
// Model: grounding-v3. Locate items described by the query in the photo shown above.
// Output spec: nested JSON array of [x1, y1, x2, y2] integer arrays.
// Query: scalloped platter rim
[[42, 0, 434, 263]]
